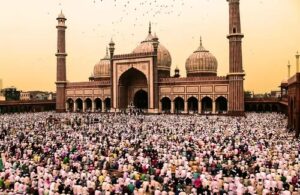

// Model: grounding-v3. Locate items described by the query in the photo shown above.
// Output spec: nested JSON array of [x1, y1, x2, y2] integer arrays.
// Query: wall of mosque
[[158, 82, 229, 114]]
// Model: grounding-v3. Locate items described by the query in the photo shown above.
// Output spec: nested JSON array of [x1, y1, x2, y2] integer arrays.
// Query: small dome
[[132, 23, 172, 72], [185, 38, 218, 77], [93, 48, 110, 79]]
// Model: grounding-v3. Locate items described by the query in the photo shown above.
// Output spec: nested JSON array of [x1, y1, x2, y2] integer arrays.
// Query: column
[[103, 101, 106, 112], [73, 102, 77, 112], [83, 101, 86, 112], [184, 101, 188, 114], [198, 101, 202, 114], [212, 100, 216, 114], [159, 100, 162, 113], [65, 102, 69, 112], [171, 101, 174, 114], [92, 100, 95, 112]]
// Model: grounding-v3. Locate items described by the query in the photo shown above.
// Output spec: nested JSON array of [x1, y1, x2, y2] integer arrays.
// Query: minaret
[[227, 0, 245, 116], [296, 51, 300, 73], [109, 39, 115, 111], [55, 11, 67, 112], [152, 33, 159, 113], [288, 61, 291, 78]]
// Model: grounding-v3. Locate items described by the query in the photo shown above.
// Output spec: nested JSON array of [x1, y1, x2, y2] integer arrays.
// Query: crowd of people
[[0, 112, 299, 195]]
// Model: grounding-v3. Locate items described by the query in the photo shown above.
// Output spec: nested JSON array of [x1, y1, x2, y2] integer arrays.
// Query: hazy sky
[[0, 0, 299, 93]]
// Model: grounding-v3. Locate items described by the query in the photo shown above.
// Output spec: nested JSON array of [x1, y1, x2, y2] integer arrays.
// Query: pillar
[[198, 101, 202, 114], [184, 101, 188, 114], [92, 100, 95, 112], [73, 101, 77, 112], [212, 101, 216, 114], [65, 102, 69, 111], [171, 101, 174, 114], [82, 101, 86, 112], [103, 101, 106, 112], [159, 100, 162, 113]]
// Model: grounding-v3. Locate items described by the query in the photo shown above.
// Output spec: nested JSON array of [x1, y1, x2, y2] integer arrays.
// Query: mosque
[[55, 0, 245, 115]]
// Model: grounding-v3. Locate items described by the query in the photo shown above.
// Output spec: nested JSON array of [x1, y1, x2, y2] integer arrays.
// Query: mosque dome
[[132, 23, 172, 75], [185, 38, 218, 77], [93, 48, 110, 79]]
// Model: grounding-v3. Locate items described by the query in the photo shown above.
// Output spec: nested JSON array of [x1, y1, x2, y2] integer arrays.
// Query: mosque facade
[[55, 0, 245, 115]]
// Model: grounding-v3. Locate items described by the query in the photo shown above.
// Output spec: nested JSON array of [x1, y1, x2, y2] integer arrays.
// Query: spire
[[103, 47, 109, 59], [196, 36, 208, 52], [148, 22, 152, 34], [57, 10, 66, 19], [109, 38, 114, 45], [200, 36, 203, 47], [288, 60, 291, 78]]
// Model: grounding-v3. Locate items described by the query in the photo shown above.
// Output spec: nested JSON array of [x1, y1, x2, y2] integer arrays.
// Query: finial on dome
[[149, 22, 152, 34], [200, 36, 203, 47], [196, 36, 207, 52]]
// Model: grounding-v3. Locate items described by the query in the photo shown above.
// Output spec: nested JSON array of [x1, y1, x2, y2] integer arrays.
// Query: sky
[[0, 0, 299, 93]]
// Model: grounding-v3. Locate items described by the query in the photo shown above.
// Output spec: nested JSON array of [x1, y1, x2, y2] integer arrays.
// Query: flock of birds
[[55, 0, 204, 45]]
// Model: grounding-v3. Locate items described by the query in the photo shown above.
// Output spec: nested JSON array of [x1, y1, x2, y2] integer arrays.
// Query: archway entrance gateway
[[118, 68, 148, 110]]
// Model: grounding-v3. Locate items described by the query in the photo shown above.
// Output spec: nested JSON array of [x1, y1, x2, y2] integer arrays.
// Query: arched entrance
[[265, 104, 271, 112], [188, 97, 198, 113], [104, 98, 111, 112], [118, 68, 148, 110], [66, 98, 74, 112], [75, 98, 83, 112], [174, 97, 184, 113], [216, 96, 228, 113], [201, 97, 212, 114], [257, 104, 263, 112], [134, 90, 148, 109], [161, 97, 171, 113], [272, 104, 278, 112], [85, 98, 92, 112], [95, 98, 102, 112]]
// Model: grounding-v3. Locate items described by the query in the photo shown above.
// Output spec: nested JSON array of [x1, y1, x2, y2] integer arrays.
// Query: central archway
[[118, 68, 148, 109], [134, 90, 148, 109]]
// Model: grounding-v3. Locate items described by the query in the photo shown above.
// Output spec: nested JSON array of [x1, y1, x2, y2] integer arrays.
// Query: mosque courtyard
[[0, 112, 299, 194]]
